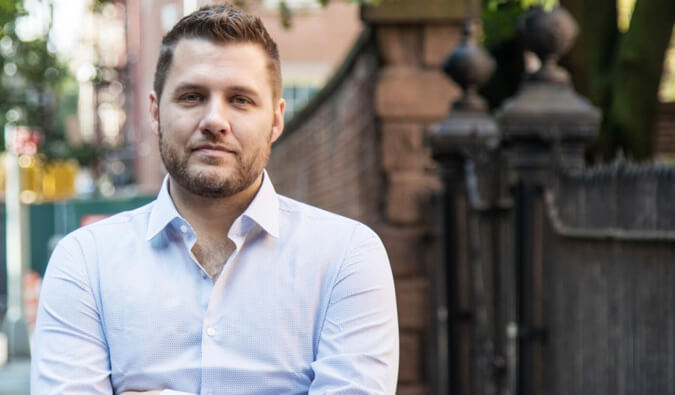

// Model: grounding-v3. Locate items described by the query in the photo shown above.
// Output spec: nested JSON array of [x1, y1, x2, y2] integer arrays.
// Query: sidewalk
[[0, 358, 30, 395]]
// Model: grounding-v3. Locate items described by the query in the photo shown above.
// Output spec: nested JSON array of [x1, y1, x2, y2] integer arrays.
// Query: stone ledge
[[376, 25, 423, 66], [424, 24, 462, 67], [362, 0, 465, 24], [376, 67, 459, 120]]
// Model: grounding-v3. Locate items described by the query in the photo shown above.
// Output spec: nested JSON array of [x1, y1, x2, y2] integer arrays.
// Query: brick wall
[[268, 30, 382, 227], [268, 20, 463, 394]]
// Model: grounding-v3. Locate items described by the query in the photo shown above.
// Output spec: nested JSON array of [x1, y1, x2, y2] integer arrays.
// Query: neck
[[168, 173, 263, 238]]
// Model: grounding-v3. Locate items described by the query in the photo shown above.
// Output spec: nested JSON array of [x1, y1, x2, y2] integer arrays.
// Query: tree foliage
[[480, 0, 675, 160], [563, 0, 674, 159], [0, 0, 69, 154]]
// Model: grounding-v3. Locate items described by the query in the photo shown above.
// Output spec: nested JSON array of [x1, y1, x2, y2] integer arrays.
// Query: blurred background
[[0, 0, 673, 393]]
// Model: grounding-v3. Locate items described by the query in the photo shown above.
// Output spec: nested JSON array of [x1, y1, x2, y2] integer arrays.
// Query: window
[[283, 85, 319, 120]]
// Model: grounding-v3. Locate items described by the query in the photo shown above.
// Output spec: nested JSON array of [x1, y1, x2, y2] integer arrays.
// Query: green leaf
[[279, 0, 292, 29]]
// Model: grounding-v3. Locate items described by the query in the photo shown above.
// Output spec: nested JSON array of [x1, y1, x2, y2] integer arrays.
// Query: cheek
[[234, 112, 274, 139], [160, 111, 199, 144]]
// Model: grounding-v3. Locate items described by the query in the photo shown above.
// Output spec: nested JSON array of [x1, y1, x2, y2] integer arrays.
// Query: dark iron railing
[[428, 6, 675, 395]]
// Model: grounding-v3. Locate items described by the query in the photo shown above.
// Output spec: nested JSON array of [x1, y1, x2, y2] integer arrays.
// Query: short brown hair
[[153, 3, 281, 101]]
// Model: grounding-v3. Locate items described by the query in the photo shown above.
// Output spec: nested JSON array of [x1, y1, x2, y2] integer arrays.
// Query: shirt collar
[[145, 175, 182, 241], [145, 170, 280, 241], [240, 169, 280, 239]]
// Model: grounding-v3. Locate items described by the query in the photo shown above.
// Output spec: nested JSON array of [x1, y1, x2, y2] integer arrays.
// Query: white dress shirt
[[31, 171, 399, 394]]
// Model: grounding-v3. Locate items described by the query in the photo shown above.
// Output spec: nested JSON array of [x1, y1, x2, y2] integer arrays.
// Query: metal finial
[[518, 6, 579, 84], [442, 19, 496, 112]]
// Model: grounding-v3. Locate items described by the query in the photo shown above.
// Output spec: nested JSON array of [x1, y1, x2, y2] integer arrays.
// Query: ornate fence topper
[[498, 6, 600, 171], [497, 84, 600, 141], [548, 159, 675, 240], [518, 6, 578, 84], [443, 22, 496, 112], [429, 19, 498, 161]]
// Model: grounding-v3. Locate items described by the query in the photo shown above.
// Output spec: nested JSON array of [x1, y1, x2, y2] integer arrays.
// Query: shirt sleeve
[[31, 236, 113, 394], [309, 224, 399, 394]]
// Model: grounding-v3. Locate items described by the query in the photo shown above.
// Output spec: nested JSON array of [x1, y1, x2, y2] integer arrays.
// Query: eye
[[178, 93, 203, 104], [231, 96, 252, 106]]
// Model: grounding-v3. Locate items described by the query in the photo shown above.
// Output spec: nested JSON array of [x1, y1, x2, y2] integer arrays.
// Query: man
[[31, 4, 398, 394]]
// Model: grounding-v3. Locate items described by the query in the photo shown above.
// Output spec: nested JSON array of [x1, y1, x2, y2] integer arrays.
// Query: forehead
[[164, 38, 271, 96]]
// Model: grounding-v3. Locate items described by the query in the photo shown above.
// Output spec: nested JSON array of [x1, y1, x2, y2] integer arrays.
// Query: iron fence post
[[496, 6, 600, 395], [429, 20, 497, 395]]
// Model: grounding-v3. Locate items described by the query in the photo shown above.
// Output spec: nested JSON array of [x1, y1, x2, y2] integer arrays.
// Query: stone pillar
[[361, 2, 466, 393], [496, 7, 600, 395], [428, 21, 497, 395]]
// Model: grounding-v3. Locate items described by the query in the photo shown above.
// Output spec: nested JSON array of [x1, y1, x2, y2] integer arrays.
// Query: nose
[[199, 97, 231, 135]]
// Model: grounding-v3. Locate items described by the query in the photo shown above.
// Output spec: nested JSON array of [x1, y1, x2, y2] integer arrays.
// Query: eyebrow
[[172, 83, 206, 96], [171, 83, 261, 99], [229, 85, 261, 99]]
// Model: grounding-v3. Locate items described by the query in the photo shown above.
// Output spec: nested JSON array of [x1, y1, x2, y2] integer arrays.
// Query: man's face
[[149, 39, 285, 198]]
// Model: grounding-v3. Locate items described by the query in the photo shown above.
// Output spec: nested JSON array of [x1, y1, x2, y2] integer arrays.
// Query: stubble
[[158, 125, 271, 199]]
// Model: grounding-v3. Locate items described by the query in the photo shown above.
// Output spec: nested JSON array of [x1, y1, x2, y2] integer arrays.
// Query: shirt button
[[206, 327, 216, 337], [180, 224, 188, 233]]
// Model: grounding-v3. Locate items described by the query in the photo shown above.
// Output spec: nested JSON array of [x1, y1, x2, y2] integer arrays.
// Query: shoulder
[[275, 194, 385, 266], [56, 201, 155, 253], [47, 201, 156, 283], [277, 194, 379, 240]]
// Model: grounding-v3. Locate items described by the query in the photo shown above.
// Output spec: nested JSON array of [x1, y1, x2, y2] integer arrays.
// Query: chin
[[188, 163, 233, 179]]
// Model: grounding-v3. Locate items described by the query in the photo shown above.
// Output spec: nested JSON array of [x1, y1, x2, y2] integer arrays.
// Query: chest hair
[[192, 238, 235, 281]]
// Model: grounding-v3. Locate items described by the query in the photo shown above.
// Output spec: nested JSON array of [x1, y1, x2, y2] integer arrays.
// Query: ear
[[270, 97, 285, 144], [149, 91, 160, 136]]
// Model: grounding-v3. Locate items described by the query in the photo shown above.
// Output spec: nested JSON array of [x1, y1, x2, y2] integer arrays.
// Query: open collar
[[145, 170, 280, 241]]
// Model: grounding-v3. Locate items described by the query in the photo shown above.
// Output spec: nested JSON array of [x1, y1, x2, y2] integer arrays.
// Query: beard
[[158, 125, 271, 199]]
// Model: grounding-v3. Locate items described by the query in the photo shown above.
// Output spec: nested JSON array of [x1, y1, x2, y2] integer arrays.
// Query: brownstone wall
[[268, 19, 463, 394], [375, 22, 461, 395]]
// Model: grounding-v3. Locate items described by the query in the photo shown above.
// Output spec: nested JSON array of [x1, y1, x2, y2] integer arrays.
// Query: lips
[[192, 143, 236, 156]]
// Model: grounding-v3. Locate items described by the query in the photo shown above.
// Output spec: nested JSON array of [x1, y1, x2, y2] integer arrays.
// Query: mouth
[[192, 144, 236, 157]]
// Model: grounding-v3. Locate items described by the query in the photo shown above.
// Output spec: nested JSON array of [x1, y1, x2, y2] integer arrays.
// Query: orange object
[[22, 270, 43, 331]]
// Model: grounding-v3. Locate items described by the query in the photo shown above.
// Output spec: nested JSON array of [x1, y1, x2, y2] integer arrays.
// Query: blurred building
[[50, 0, 131, 198]]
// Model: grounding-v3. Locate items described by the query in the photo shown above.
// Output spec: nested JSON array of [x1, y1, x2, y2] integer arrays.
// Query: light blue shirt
[[31, 172, 399, 394]]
